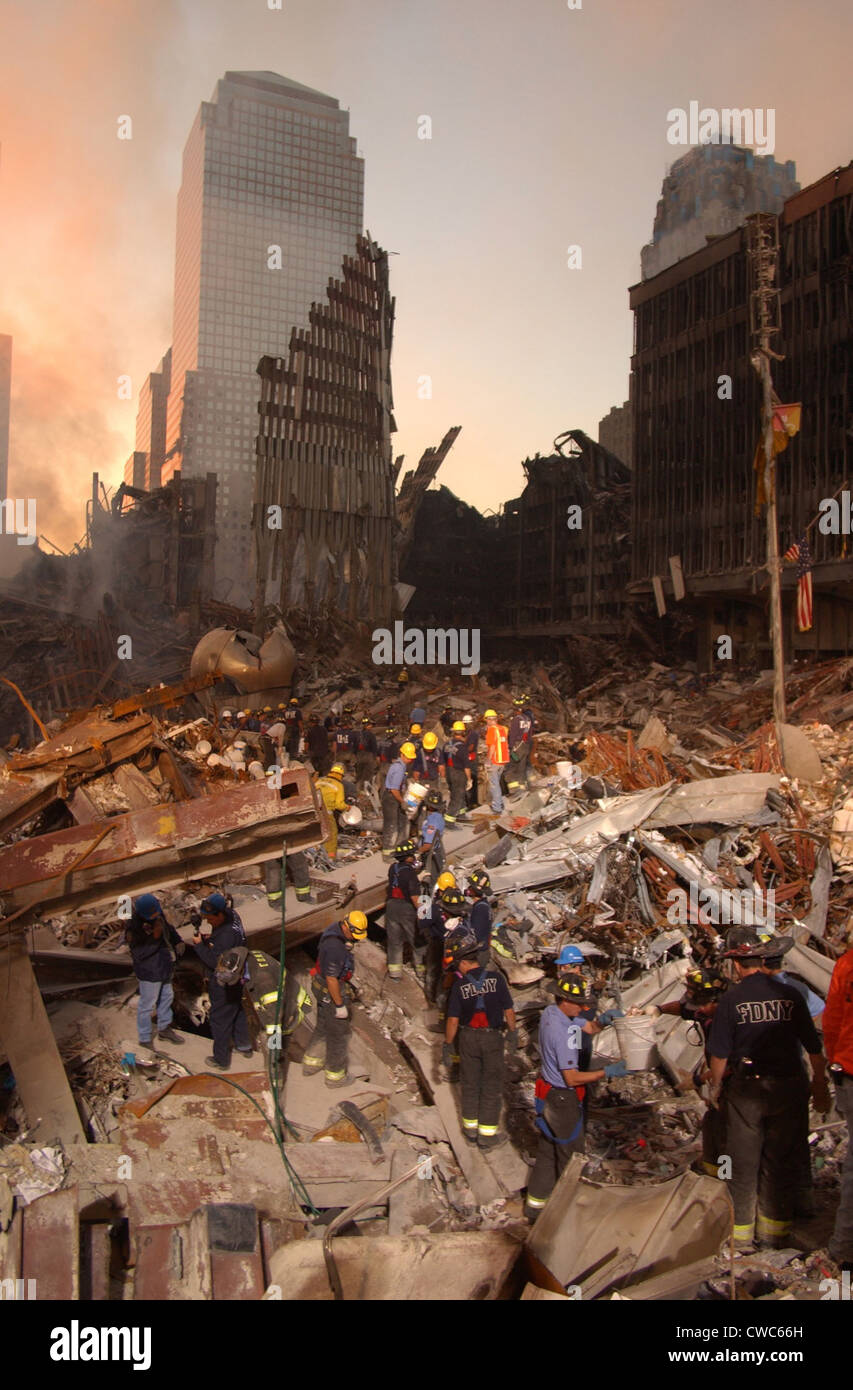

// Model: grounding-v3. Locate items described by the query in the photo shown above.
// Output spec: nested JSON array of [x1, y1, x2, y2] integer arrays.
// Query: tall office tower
[[641, 146, 799, 281], [158, 71, 364, 603], [0, 335, 11, 500], [134, 348, 171, 490]]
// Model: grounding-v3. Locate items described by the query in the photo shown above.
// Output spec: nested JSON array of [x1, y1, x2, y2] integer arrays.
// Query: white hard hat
[[248, 760, 265, 779], [221, 709, 233, 719], [462, 714, 473, 724], [196, 739, 212, 757]]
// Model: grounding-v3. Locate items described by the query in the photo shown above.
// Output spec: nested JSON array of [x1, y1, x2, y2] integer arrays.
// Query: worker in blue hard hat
[[125, 894, 186, 1049], [556, 944, 587, 973]]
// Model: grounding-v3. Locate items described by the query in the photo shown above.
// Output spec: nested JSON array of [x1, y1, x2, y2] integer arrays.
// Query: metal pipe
[[323, 1160, 425, 1300]]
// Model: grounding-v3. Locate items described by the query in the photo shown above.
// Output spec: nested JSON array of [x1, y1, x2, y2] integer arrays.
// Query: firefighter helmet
[[442, 927, 479, 968], [393, 840, 417, 860], [436, 871, 457, 891], [329, 763, 346, 780], [438, 886, 467, 916], [552, 972, 594, 1005], [467, 868, 491, 896], [685, 966, 726, 998]]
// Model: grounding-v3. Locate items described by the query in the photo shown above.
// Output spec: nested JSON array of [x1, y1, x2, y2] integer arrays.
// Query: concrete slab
[[267, 1230, 521, 1300]]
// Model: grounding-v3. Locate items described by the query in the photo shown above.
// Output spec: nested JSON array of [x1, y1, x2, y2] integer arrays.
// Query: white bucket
[[407, 781, 428, 802], [614, 1014, 658, 1071]]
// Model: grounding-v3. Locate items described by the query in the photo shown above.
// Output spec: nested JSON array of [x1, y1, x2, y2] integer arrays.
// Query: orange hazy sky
[[1, 0, 851, 550]]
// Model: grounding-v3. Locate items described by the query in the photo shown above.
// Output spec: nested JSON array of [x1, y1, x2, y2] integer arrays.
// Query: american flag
[[783, 534, 813, 632]]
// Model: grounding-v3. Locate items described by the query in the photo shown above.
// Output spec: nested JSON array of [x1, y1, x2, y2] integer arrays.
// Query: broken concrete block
[[777, 723, 823, 783], [267, 1230, 521, 1299]]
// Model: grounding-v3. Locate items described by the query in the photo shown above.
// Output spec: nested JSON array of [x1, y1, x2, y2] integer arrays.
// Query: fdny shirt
[[447, 968, 512, 1029], [709, 970, 821, 1075]]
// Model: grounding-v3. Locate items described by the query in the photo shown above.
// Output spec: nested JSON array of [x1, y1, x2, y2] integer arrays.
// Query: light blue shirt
[[539, 1004, 583, 1088], [777, 970, 823, 1020], [385, 759, 406, 792]]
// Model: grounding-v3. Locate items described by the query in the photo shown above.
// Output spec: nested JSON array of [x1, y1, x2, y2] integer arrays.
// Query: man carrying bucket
[[525, 974, 627, 1221]]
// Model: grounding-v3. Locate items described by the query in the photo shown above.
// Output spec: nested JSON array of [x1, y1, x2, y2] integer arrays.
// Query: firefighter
[[333, 712, 355, 770], [421, 730, 443, 785], [659, 966, 726, 1177], [314, 762, 348, 860], [708, 926, 830, 1247], [283, 696, 303, 759], [192, 892, 253, 1071], [302, 910, 368, 1088], [264, 846, 313, 908], [423, 874, 460, 1008], [264, 708, 287, 761], [439, 707, 454, 736], [245, 947, 312, 1044], [384, 840, 425, 983], [824, 929, 853, 1270], [442, 720, 470, 824], [397, 667, 410, 687], [525, 974, 627, 1218], [352, 716, 379, 791], [465, 867, 493, 967], [306, 713, 331, 776], [461, 714, 479, 810], [507, 695, 535, 794], [442, 928, 517, 1149], [419, 786, 447, 880], [407, 723, 425, 778], [382, 740, 416, 859], [484, 709, 510, 813]]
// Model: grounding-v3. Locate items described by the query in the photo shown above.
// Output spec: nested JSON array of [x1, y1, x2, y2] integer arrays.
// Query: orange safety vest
[[485, 724, 510, 766]]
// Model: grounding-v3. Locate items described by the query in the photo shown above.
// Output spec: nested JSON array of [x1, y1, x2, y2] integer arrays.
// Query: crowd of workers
[[123, 683, 853, 1270]]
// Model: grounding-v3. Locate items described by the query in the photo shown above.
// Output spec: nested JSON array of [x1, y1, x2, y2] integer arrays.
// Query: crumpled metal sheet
[[645, 773, 783, 829]]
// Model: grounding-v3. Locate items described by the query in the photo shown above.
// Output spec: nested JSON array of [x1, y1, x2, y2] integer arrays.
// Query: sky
[[1, 0, 851, 551]]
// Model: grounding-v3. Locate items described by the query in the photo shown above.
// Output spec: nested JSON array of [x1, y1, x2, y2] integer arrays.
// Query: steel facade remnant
[[253, 235, 398, 624], [0, 769, 326, 920]]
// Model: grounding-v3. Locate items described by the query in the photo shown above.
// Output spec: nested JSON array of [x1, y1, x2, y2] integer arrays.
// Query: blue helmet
[[134, 893, 162, 921], [557, 944, 585, 967], [200, 892, 229, 915]]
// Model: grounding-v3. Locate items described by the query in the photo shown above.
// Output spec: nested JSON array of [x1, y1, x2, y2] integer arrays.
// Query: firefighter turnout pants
[[722, 1070, 810, 1244], [385, 898, 425, 980], [209, 980, 251, 1067], [382, 790, 408, 854], [506, 746, 530, 792], [303, 994, 350, 1083], [459, 1028, 505, 1145], [445, 767, 467, 822], [525, 1087, 585, 1217]]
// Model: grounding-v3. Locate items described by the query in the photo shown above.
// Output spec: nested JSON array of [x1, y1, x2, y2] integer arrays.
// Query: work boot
[[205, 1056, 229, 1071], [302, 1059, 323, 1076], [478, 1132, 509, 1151], [325, 1074, 350, 1089], [157, 1027, 185, 1045], [236, 1046, 255, 1057]]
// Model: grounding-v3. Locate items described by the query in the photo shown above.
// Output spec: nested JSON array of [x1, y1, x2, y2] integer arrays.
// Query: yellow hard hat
[[423, 731, 438, 750], [400, 741, 417, 760], [330, 763, 346, 779], [452, 720, 465, 733], [410, 724, 422, 735], [346, 909, 368, 940], [436, 871, 456, 891], [484, 709, 498, 719]]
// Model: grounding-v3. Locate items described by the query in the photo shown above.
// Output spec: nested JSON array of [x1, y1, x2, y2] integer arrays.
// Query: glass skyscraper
[[142, 71, 365, 603]]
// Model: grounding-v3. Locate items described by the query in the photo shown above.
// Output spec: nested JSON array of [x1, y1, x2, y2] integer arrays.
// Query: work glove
[[597, 1009, 624, 1027], [604, 1060, 628, 1079], [505, 1030, 518, 1055], [441, 1043, 456, 1069], [334, 1004, 349, 1021]]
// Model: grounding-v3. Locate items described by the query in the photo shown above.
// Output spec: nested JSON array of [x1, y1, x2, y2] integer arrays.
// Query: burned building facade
[[253, 235, 398, 626], [630, 162, 853, 667]]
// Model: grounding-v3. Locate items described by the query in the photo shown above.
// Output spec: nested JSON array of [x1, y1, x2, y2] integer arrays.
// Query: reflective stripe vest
[[485, 724, 510, 766]]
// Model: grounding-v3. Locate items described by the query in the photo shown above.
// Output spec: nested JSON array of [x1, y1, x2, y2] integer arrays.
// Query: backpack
[[215, 946, 248, 987]]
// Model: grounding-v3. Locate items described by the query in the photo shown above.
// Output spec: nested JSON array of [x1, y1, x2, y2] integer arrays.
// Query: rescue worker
[[660, 965, 726, 1177], [240, 709, 262, 733], [302, 910, 368, 1088], [352, 716, 379, 790], [306, 713, 331, 776], [708, 926, 830, 1247], [192, 892, 252, 1071], [525, 974, 627, 1219], [284, 696, 303, 759], [507, 696, 535, 794], [419, 786, 447, 880], [384, 840, 425, 983], [465, 867, 493, 967], [382, 740, 416, 859], [556, 943, 588, 975], [407, 723, 425, 778], [315, 762, 349, 860], [442, 720, 470, 824], [333, 712, 355, 770], [824, 927, 853, 1270], [423, 873, 460, 1008], [125, 893, 185, 1048], [440, 707, 454, 736], [443, 929, 517, 1149], [264, 708, 287, 761], [396, 667, 410, 687], [429, 883, 468, 1026], [421, 730, 443, 785], [484, 709, 510, 813], [462, 713, 479, 809], [220, 708, 235, 731], [264, 836, 313, 909]]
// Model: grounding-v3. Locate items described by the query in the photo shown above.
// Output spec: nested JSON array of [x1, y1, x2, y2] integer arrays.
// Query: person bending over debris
[[659, 966, 726, 1177], [302, 910, 368, 1087], [708, 926, 830, 1249], [381, 740, 416, 858], [384, 840, 426, 983], [126, 893, 186, 1049], [192, 892, 253, 1072], [823, 928, 853, 1271], [442, 928, 517, 1149], [525, 974, 627, 1220]]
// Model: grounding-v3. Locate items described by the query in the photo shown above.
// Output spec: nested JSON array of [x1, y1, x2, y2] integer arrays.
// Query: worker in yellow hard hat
[[314, 762, 348, 860], [484, 710, 510, 813], [443, 720, 470, 824], [303, 909, 368, 1088], [382, 740, 416, 860]]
